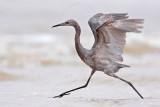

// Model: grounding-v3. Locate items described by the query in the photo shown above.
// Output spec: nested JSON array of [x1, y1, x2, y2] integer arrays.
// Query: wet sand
[[0, 65, 160, 107]]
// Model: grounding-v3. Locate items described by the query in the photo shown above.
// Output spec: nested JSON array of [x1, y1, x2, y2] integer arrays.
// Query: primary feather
[[88, 13, 144, 63]]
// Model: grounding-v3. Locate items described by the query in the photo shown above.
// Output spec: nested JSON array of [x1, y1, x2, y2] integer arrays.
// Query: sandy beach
[[0, 65, 160, 107]]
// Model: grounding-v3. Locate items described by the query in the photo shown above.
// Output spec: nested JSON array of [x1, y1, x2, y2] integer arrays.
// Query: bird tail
[[114, 63, 130, 73]]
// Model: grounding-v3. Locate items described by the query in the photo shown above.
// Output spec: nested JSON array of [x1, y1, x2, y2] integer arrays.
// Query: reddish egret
[[52, 13, 144, 99]]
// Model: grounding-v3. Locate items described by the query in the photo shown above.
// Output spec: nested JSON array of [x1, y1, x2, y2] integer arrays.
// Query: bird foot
[[53, 92, 70, 98]]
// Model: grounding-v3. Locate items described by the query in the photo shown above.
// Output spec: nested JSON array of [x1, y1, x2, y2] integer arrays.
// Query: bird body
[[52, 13, 144, 99], [72, 13, 141, 75]]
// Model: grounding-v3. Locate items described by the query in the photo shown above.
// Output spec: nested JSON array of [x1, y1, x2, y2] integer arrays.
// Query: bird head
[[52, 19, 77, 28]]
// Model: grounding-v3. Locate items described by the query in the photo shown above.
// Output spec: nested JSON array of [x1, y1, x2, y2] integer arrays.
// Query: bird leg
[[53, 70, 95, 98], [111, 74, 144, 99]]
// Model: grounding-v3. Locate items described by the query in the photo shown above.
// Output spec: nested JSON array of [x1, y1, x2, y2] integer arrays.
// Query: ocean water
[[0, 0, 160, 35], [0, 33, 159, 67], [0, 0, 160, 67]]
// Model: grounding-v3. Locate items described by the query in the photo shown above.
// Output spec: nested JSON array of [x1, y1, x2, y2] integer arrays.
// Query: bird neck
[[73, 23, 85, 60]]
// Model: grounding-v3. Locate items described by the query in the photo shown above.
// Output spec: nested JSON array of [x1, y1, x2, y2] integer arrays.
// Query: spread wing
[[88, 13, 144, 62]]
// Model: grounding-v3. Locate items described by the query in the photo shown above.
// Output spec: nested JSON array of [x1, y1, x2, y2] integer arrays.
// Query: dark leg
[[53, 70, 95, 98], [112, 74, 144, 99]]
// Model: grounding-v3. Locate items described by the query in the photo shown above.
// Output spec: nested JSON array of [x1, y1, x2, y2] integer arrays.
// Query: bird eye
[[66, 22, 69, 24]]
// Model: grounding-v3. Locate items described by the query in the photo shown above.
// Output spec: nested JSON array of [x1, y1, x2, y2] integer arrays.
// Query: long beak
[[52, 23, 65, 28]]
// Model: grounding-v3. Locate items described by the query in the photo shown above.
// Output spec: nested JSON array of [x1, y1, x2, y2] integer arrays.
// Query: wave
[[0, 34, 160, 67]]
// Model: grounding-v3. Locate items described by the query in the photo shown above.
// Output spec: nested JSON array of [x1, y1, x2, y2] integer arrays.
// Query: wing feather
[[88, 13, 144, 62]]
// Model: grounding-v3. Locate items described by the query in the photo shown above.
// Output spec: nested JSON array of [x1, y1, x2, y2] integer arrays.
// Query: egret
[[52, 13, 144, 99]]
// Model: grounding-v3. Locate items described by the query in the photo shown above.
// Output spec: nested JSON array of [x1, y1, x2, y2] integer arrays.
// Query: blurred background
[[0, 0, 160, 106], [0, 0, 160, 68]]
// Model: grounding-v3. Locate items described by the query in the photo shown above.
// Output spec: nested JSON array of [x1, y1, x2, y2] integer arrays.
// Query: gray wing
[[88, 13, 144, 62], [88, 13, 104, 49]]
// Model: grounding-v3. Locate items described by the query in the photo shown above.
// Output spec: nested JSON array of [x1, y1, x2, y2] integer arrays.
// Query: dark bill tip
[[52, 23, 65, 28], [52, 24, 61, 28]]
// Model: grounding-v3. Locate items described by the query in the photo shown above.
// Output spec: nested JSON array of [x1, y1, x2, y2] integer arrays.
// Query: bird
[[52, 13, 144, 99]]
